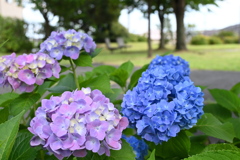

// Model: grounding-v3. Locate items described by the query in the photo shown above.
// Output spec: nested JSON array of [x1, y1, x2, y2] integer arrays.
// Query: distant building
[[0, 0, 23, 19]]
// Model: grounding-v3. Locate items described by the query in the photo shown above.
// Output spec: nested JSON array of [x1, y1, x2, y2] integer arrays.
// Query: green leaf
[[195, 113, 235, 142], [48, 73, 77, 93], [9, 93, 40, 116], [0, 92, 19, 106], [155, 131, 190, 159], [209, 89, 240, 113], [0, 111, 24, 160], [184, 150, 240, 160], [189, 135, 208, 155], [90, 48, 102, 58], [196, 85, 207, 91], [8, 130, 39, 160], [60, 65, 70, 74], [202, 143, 240, 153], [119, 61, 134, 77], [0, 107, 9, 124], [73, 52, 93, 67], [110, 69, 129, 88], [106, 139, 135, 160], [231, 82, 240, 96], [122, 128, 135, 136], [80, 74, 112, 94], [92, 65, 116, 76], [37, 81, 52, 95], [203, 103, 232, 122], [147, 149, 155, 160], [128, 64, 148, 90], [104, 88, 123, 102], [228, 118, 240, 139]]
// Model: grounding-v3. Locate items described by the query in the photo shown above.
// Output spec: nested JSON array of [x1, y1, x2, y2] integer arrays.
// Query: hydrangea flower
[[28, 88, 129, 160], [121, 55, 204, 144], [39, 29, 96, 60], [122, 135, 148, 160], [0, 52, 60, 92]]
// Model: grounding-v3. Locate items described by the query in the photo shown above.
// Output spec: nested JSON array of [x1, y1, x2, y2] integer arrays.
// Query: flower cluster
[[122, 135, 148, 160], [28, 88, 129, 160], [0, 52, 60, 92], [39, 29, 96, 60], [121, 55, 204, 144]]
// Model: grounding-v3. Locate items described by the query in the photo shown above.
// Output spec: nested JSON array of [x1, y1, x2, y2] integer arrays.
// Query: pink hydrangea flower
[[28, 88, 129, 160]]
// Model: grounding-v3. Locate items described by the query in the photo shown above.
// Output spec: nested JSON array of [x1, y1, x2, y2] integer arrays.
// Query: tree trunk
[[147, 0, 152, 58], [172, 0, 187, 51], [158, 11, 165, 49], [42, 12, 51, 40]]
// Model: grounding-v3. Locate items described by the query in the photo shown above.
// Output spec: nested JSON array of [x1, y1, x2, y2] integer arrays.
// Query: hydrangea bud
[[122, 135, 148, 160], [121, 55, 204, 144], [28, 88, 128, 160], [0, 52, 60, 92], [39, 29, 96, 60]]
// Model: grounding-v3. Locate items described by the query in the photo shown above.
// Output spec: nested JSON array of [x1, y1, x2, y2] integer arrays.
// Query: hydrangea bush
[[1, 29, 240, 160]]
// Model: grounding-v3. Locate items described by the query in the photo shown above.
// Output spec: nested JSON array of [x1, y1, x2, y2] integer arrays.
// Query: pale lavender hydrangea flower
[[39, 29, 96, 60], [28, 88, 129, 160], [0, 52, 60, 92]]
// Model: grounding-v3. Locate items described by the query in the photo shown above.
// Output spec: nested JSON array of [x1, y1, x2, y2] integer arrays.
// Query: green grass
[[93, 42, 240, 71]]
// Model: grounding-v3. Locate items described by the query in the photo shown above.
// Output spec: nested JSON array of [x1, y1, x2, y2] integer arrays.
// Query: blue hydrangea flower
[[39, 29, 96, 60], [122, 135, 148, 160], [121, 55, 204, 144]]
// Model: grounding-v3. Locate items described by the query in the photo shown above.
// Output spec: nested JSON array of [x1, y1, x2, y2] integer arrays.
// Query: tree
[[172, 0, 220, 51]]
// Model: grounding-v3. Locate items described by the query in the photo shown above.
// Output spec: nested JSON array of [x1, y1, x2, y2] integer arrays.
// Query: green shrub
[[190, 35, 209, 45], [126, 33, 147, 42], [0, 16, 33, 53], [208, 36, 223, 44], [217, 31, 235, 38], [223, 36, 239, 44]]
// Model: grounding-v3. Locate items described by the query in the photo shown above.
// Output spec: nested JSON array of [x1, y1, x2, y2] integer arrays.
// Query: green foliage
[[147, 149, 155, 160], [73, 53, 93, 67], [155, 131, 190, 159], [208, 36, 222, 44], [0, 16, 33, 53], [222, 36, 239, 44], [0, 111, 24, 160], [8, 130, 39, 160], [202, 143, 240, 152], [190, 35, 209, 45], [196, 113, 235, 142]]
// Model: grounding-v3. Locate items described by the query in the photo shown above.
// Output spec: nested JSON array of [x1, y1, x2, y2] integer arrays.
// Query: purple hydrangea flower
[[39, 29, 96, 60], [121, 55, 204, 144], [0, 52, 60, 92], [28, 88, 129, 159]]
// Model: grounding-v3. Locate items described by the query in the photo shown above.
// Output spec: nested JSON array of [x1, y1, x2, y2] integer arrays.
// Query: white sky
[[23, 0, 240, 37]]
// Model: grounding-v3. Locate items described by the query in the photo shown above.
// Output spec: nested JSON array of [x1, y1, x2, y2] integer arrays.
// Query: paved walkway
[[0, 66, 239, 102]]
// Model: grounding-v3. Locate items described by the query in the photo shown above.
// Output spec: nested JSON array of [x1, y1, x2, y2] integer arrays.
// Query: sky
[[23, 0, 240, 37]]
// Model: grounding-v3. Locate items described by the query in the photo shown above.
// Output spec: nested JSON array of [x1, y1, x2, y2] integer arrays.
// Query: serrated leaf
[[0, 92, 19, 106], [228, 118, 240, 139], [73, 53, 93, 67], [203, 103, 232, 122], [48, 73, 77, 93], [106, 139, 135, 160], [147, 149, 155, 160], [9, 93, 40, 116], [128, 64, 148, 90], [110, 69, 129, 88], [202, 143, 240, 153], [231, 82, 240, 96], [184, 150, 240, 160], [9, 130, 39, 160], [80, 74, 112, 94], [155, 131, 190, 159], [0, 111, 24, 160], [209, 89, 240, 113], [119, 61, 134, 77], [92, 65, 116, 76], [196, 113, 235, 142]]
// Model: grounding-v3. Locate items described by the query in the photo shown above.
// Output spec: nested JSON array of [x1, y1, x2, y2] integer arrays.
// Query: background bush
[[190, 35, 209, 45], [208, 36, 223, 44], [0, 16, 33, 53]]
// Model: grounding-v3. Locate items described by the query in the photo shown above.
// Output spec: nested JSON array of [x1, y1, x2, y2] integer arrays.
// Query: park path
[[0, 65, 239, 102]]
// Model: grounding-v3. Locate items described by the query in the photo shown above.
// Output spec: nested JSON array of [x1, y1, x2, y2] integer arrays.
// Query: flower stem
[[69, 59, 80, 90]]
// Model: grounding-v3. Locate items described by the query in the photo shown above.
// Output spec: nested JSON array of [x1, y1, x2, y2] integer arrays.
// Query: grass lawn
[[93, 42, 240, 71]]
